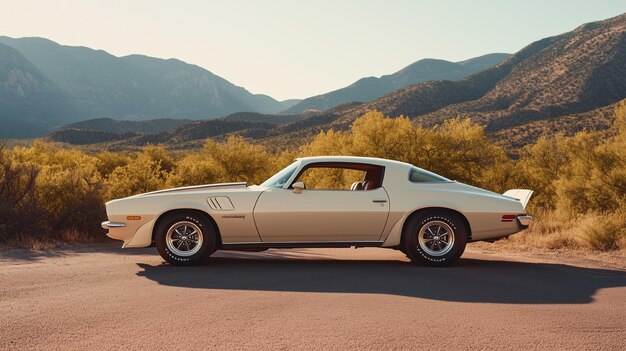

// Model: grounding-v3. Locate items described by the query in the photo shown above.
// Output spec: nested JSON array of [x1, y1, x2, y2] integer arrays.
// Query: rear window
[[409, 167, 450, 183]]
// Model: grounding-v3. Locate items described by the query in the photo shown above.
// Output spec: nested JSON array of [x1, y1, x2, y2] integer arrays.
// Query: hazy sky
[[1, 1, 625, 100]]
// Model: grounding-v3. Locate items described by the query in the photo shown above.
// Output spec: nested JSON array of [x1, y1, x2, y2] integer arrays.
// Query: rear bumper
[[517, 215, 532, 228], [101, 221, 126, 229]]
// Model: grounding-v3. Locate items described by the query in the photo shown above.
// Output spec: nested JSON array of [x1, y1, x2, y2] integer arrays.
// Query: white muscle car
[[102, 156, 533, 266]]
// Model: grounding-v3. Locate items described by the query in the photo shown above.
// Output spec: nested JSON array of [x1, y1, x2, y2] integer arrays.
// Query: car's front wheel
[[403, 211, 467, 266], [155, 212, 217, 266]]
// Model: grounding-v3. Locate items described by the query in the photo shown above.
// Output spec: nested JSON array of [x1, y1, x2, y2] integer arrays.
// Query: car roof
[[295, 156, 413, 169]]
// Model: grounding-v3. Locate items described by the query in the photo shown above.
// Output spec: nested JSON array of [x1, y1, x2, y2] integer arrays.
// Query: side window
[[409, 167, 449, 183], [293, 163, 385, 191], [297, 167, 365, 190]]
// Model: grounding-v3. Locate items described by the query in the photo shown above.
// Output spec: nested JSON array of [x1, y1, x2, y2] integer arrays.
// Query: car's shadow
[[136, 251, 626, 304]]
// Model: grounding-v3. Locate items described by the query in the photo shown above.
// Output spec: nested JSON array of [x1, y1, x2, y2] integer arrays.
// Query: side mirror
[[292, 182, 305, 194]]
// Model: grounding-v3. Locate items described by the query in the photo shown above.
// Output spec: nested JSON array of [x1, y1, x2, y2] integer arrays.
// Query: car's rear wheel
[[403, 211, 467, 266], [155, 212, 217, 266]]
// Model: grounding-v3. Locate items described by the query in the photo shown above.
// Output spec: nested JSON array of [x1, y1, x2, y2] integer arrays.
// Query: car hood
[[131, 182, 249, 197]]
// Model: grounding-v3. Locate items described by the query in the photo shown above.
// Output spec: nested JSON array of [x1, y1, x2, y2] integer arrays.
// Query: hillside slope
[[422, 14, 626, 131], [0, 43, 76, 137], [57, 117, 193, 134], [48, 111, 310, 146], [284, 53, 510, 113], [491, 98, 625, 150]]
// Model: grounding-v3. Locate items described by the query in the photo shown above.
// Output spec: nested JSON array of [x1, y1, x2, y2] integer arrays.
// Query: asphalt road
[[0, 245, 624, 350]]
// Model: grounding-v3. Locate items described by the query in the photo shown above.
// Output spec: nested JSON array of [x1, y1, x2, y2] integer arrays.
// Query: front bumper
[[517, 215, 532, 228], [101, 216, 157, 248], [101, 221, 126, 229]]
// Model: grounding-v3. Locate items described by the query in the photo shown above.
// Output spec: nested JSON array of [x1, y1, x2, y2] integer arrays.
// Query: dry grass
[[578, 213, 626, 251], [470, 212, 626, 270], [7, 230, 108, 251], [482, 211, 626, 252]]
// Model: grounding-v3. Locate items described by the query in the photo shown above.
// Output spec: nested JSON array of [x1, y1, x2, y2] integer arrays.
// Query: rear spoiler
[[503, 189, 534, 209]]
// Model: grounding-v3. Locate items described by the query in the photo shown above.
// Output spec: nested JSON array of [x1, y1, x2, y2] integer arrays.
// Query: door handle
[[372, 199, 387, 203]]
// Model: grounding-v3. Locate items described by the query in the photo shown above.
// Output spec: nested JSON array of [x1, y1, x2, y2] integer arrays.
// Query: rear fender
[[503, 189, 534, 209]]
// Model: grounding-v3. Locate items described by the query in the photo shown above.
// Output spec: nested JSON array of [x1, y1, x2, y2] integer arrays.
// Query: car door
[[253, 186, 390, 242]]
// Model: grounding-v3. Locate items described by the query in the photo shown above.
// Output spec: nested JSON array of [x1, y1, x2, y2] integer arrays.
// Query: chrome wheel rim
[[418, 220, 455, 256], [166, 221, 203, 257]]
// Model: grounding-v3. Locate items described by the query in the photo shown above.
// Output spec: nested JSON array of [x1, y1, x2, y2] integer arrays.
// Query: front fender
[[124, 218, 157, 248], [119, 202, 216, 248]]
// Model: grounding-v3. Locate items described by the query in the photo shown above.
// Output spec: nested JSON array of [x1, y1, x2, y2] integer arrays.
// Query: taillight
[[501, 215, 517, 222]]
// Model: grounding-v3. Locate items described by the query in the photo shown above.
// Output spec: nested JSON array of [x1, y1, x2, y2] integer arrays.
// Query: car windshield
[[260, 161, 299, 188]]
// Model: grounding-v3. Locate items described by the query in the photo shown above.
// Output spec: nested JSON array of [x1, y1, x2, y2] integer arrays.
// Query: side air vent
[[206, 196, 235, 211]]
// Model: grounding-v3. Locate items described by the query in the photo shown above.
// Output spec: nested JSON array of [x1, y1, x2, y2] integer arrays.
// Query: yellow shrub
[[104, 146, 172, 199], [203, 135, 272, 184], [96, 151, 129, 178], [578, 212, 626, 251], [5, 141, 105, 240], [349, 111, 415, 160], [301, 129, 351, 156], [106, 159, 166, 200], [301, 112, 506, 189], [166, 154, 223, 187]]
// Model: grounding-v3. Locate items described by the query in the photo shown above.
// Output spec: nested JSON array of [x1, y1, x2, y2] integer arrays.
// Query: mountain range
[[0, 36, 300, 137], [5, 13, 626, 150], [0, 35, 509, 138]]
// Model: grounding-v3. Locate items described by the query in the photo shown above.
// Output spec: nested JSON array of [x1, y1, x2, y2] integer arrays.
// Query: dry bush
[[578, 212, 626, 251], [105, 147, 170, 200], [516, 135, 568, 210], [2, 141, 105, 243], [300, 111, 505, 189], [301, 129, 352, 156], [498, 210, 580, 250], [95, 151, 129, 178], [0, 142, 39, 242], [510, 211, 626, 252], [504, 102, 626, 251], [203, 135, 273, 184], [347, 112, 504, 184], [166, 154, 222, 188]]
